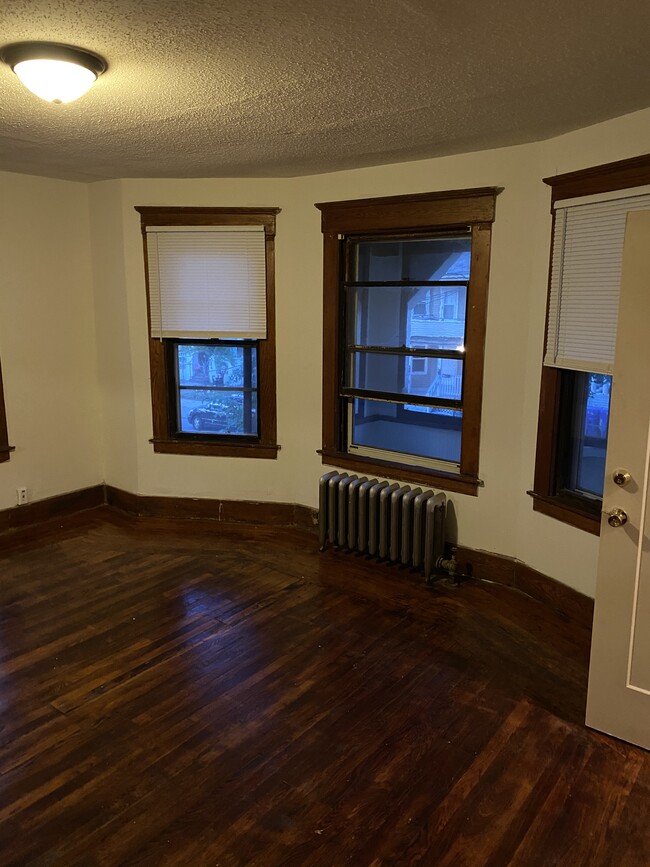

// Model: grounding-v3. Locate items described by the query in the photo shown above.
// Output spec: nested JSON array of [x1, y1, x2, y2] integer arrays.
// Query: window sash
[[145, 225, 267, 339], [544, 189, 650, 374]]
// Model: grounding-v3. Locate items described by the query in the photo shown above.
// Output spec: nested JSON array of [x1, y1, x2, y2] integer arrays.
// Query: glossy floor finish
[[0, 509, 648, 866]]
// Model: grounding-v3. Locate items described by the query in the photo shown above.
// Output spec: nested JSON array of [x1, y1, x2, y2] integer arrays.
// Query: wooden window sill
[[0, 444, 15, 463], [319, 449, 480, 496], [151, 438, 280, 459], [528, 490, 600, 536]]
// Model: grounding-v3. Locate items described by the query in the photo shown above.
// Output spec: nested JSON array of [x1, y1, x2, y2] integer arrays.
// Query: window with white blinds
[[544, 187, 650, 374], [145, 225, 267, 339]]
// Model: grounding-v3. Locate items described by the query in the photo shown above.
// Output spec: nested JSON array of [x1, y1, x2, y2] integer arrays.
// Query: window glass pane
[[350, 236, 471, 283], [346, 285, 467, 352], [174, 342, 258, 437], [571, 373, 611, 497], [350, 398, 462, 464], [348, 352, 463, 401], [176, 343, 255, 387], [179, 389, 257, 436]]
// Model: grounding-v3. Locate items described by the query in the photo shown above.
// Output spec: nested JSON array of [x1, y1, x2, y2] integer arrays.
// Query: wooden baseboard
[[0, 484, 105, 535], [104, 485, 318, 532], [452, 545, 594, 630], [0, 485, 589, 628], [0, 484, 318, 537]]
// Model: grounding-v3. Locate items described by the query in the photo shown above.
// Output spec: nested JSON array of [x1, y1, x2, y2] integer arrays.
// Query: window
[[0, 357, 11, 464], [316, 188, 500, 496], [136, 207, 279, 458], [531, 153, 650, 533]]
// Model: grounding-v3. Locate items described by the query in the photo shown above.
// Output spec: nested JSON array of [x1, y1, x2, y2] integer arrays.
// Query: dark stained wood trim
[[259, 218, 278, 446], [453, 544, 595, 629], [135, 206, 280, 234], [0, 483, 317, 539], [321, 232, 343, 454], [319, 450, 480, 496], [543, 153, 650, 204], [136, 207, 279, 457], [532, 208, 562, 503], [105, 485, 317, 531], [316, 187, 501, 234], [0, 357, 11, 464], [0, 485, 105, 536], [530, 493, 600, 536], [533, 366, 562, 497], [151, 439, 280, 458], [459, 222, 492, 479]]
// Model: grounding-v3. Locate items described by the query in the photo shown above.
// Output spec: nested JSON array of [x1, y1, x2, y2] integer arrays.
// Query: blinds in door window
[[544, 187, 650, 374], [145, 225, 267, 339]]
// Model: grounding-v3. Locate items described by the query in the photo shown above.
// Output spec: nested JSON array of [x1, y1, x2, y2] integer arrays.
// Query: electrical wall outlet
[[16, 487, 28, 506]]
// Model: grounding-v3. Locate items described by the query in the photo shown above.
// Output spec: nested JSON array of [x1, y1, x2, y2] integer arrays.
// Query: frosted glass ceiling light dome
[[0, 42, 106, 104]]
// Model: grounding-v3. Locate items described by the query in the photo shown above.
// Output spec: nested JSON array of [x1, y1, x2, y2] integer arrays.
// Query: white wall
[[5, 106, 650, 598], [0, 172, 102, 509]]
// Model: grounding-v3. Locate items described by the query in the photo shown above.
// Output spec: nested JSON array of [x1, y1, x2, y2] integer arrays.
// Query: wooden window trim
[[532, 153, 650, 532], [0, 358, 12, 463], [543, 153, 650, 205], [316, 188, 501, 495], [135, 206, 280, 458]]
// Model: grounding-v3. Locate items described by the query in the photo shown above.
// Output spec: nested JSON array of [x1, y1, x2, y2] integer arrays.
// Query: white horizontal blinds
[[146, 225, 267, 339], [544, 190, 650, 374]]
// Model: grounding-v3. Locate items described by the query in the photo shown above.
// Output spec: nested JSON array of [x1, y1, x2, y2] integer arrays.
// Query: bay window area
[[344, 234, 469, 471], [317, 188, 499, 496], [136, 206, 279, 459], [531, 154, 650, 532]]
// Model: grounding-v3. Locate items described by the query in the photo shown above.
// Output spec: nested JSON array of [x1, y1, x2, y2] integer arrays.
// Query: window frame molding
[[0, 358, 12, 464], [135, 206, 280, 459], [316, 188, 500, 497], [532, 153, 650, 534]]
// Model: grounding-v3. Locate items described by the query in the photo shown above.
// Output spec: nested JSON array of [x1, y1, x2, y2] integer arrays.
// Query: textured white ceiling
[[1, 0, 649, 181]]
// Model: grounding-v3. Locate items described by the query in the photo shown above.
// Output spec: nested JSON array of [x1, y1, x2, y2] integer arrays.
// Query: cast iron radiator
[[318, 471, 447, 583]]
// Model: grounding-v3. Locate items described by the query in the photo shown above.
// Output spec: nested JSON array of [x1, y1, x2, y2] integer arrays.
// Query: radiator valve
[[436, 554, 458, 579]]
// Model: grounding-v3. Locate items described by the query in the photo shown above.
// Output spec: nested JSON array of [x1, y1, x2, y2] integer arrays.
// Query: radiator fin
[[319, 472, 446, 583]]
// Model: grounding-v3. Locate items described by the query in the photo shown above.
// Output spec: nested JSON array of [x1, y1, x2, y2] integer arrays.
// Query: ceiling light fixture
[[0, 41, 106, 104]]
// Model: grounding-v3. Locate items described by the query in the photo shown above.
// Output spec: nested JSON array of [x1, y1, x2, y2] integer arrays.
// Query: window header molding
[[543, 153, 650, 205], [315, 187, 501, 234], [554, 183, 650, 211], [135, 206, 280, 236]]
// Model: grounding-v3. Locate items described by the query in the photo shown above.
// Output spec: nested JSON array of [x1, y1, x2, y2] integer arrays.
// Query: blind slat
[[145, 226, 267, 339], [544, 194, 650, 374]]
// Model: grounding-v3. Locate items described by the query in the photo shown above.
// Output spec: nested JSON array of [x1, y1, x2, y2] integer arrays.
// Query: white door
[[586, 209, 650, 749]]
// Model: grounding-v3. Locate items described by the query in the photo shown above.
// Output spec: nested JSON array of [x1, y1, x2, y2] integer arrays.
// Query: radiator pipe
[[436, 547, 473, 586]]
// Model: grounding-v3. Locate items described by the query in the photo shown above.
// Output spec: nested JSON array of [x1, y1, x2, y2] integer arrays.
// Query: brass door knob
[[612, 469, 632, 487], [606, 508, 628, 528]]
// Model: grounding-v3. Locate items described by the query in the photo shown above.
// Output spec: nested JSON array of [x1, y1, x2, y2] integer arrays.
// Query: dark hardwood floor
[[0, 507, 648, 866]]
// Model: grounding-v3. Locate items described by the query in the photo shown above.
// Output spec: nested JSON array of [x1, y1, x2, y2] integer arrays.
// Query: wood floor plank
[[0, 510, 648, 866]]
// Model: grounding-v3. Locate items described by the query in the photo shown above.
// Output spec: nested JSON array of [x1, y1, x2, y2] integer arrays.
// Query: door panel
[[586, 210, 650, 749]]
